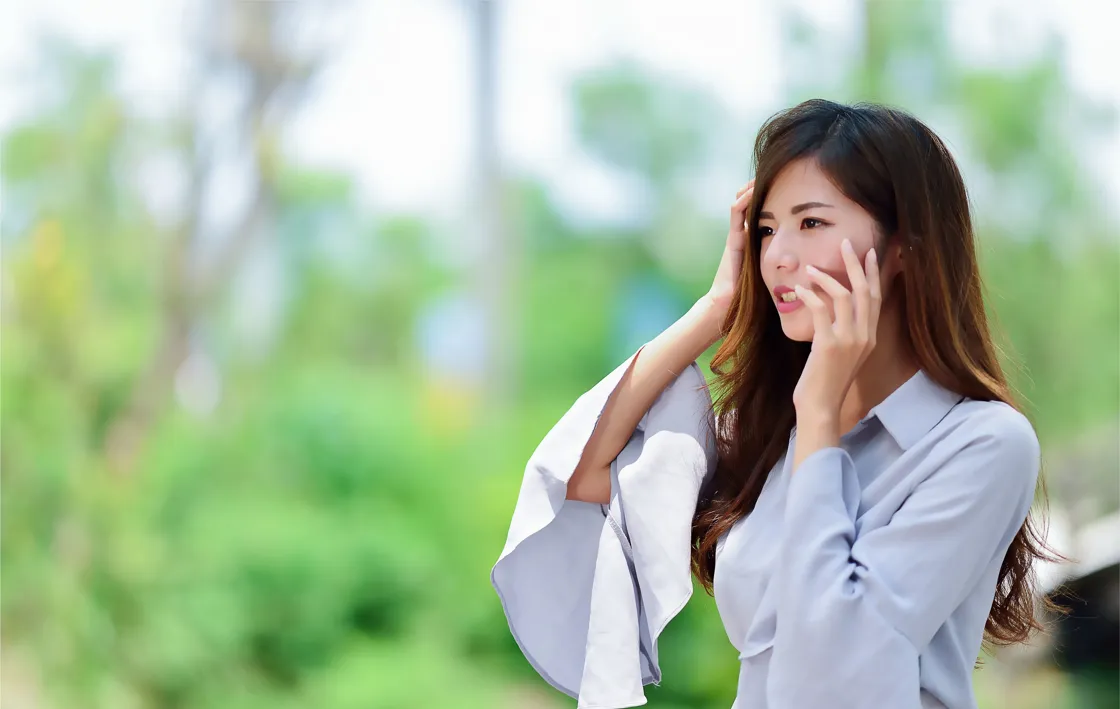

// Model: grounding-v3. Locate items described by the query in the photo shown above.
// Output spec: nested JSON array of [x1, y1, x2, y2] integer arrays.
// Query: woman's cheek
[[813, 260, 852, 290], [806, 260, 850, 321]]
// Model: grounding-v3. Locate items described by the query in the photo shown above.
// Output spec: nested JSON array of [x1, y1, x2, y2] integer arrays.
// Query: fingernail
[[869, 248, 878, 263], [842, 238, 853, 252], [805, 264, 819, 274]]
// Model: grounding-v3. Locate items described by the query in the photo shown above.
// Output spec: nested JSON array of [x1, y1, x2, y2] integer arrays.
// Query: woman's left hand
[[792, 238, 882, 421]]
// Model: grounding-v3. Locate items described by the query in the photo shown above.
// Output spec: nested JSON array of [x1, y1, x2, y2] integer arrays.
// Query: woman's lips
[[773, 285, 803, 313]]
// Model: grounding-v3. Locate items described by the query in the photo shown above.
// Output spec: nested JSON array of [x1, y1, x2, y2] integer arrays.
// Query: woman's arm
[[566, 181, 755, 504], [565, 295, 723, 504], [765, 407, 1039, 708]]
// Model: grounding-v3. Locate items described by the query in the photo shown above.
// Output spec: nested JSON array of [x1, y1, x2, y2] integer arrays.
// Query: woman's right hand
[[705, 180, 755, 323]]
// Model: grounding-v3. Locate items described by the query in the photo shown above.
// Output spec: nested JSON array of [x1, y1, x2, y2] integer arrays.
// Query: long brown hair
[[691, 99, 1065, 648]]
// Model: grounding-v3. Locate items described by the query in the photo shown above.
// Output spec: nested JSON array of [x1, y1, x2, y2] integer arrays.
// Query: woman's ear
[[878, 238, 906, 284]]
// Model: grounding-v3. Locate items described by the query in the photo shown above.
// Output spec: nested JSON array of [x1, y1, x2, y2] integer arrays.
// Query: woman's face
[[757, 158, 889, 342]]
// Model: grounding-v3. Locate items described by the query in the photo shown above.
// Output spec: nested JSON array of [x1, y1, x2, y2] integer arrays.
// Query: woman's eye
[[802, 218, 825, 229], [758, 225, 774, 237]]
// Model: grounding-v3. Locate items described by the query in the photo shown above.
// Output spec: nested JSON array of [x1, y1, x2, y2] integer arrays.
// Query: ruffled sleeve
[[491, 346, 716, 708]]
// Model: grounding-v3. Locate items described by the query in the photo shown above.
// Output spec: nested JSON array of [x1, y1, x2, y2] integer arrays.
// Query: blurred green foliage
[[1, 2, 1117, 709]]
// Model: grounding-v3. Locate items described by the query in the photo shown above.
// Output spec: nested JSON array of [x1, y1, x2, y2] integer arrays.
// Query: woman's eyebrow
[[759, 201, 835, 219]]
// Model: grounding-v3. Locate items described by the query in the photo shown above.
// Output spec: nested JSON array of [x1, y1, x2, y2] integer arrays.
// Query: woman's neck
[[838, 301, 918, 434]]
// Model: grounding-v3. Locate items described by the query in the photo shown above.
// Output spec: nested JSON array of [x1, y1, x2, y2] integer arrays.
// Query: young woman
[[491, 99, 1057, 709]]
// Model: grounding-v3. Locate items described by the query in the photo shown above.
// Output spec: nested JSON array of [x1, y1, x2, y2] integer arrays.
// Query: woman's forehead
[[761, 160, 849, 213]]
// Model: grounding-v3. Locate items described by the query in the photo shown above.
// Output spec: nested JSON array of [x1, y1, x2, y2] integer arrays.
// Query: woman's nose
[[764, 234, 799, 272]]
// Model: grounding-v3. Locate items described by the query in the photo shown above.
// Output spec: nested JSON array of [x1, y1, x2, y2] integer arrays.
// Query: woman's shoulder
[[946, 397, 1038, 447], [932, 396, 1041, 491]]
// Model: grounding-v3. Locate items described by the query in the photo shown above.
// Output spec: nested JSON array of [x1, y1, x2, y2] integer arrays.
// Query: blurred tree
[[465, 0, 519, 409], [1, 16, 534, 709], [100, 0, 337, 476], [573, 63, 729, 188]]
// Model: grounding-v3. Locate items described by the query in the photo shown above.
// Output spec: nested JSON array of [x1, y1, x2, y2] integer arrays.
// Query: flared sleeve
[[491, 346, 716, 708]]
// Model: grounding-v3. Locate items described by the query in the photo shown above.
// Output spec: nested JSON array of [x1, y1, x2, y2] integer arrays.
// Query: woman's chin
[[779, 317, 814, 343]]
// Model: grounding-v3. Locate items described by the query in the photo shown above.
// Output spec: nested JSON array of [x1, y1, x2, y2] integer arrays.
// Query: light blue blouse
[[491, 348, 1040, 709]]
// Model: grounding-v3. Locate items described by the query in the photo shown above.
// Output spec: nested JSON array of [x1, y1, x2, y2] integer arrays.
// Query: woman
[[491, 99, 1058, 709]]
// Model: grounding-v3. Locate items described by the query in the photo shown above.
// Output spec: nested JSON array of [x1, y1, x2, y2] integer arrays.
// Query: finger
[[735, 179, 756, 199], [794, 285, 834, 342], [840, 239, 870, 339], [730, 186, 754, 230], [805, 265, 852, 335], [730, 185, 753, 213], [866, 247, 882, 338]]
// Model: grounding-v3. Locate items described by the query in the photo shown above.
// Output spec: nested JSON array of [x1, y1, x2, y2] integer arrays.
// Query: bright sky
[[1, 0, 1117, 221]]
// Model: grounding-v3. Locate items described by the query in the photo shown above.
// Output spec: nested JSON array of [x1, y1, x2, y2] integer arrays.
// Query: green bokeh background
[[2, 1, 1117, 708]]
